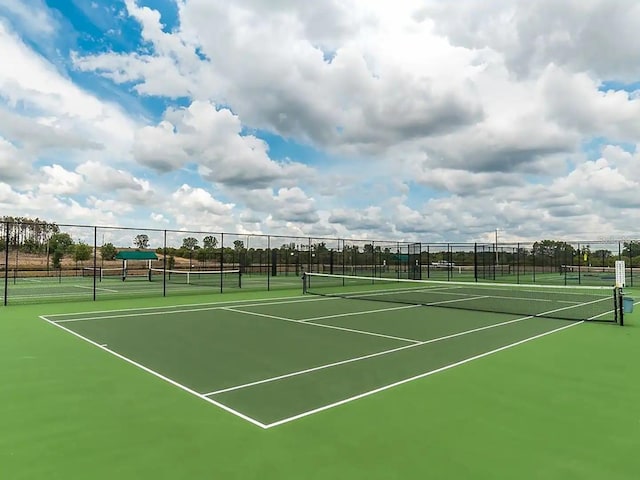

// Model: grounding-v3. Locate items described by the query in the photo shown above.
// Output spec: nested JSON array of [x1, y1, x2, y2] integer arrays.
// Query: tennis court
[[4, 268, 301, 304], [40, 274, 622, 428]]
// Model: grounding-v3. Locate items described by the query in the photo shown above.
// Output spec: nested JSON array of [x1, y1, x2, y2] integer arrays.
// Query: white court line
[[297, 303, 420, 322], [203, 312, 539, 397], [39, 314, 268, 429], [73, 285, 119, 293], [51, 296, 330, 323], [42, 293, 314, 318], [222, 307, 423, 344], [425, 295, 490, 306], [263, 320, 583, 429], [9, 291, 115, 300]]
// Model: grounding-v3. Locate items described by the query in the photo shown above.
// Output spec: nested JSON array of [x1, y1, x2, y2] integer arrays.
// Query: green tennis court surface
[[43, 295, 587, 427], [3, 283, 640, 478]]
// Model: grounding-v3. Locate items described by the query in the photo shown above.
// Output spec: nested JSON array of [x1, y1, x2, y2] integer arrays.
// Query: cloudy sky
[[1, 0, 639, 243]]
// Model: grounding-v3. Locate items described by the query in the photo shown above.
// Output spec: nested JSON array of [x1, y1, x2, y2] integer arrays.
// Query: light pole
[[495, 229, 499, 266]]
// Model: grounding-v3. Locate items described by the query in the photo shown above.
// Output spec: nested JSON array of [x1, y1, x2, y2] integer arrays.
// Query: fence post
[[93, 226, 97, 301], [3, 222, 8, 306], [163, 230, 167, 297], [516, 243, 520, 284], [532, 245, 536, 283], [474, 243, 477, 282], [629, 241, 634, 288], [220, 233, 224, 293], [267, 236, 271, 290]]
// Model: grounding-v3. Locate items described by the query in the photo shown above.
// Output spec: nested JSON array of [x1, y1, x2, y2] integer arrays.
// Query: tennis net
[[82, 267, 125, 281], [303, 273, 621, 323], [148, 268, 241, 288]]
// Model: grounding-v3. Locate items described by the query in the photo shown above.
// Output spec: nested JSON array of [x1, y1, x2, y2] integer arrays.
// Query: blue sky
[[1, 0, 639, 243]]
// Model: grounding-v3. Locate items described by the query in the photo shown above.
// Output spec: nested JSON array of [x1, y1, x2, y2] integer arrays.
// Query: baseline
[[41, 293, 314, 318], [49, 296, 331, 323]]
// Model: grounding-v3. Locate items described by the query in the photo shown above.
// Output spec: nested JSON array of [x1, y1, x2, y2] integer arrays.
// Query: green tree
[[203, 235, 218, 249], [198, 236, 218, 268], [182, 237, 199, 250], [134, 234, 149, 249], [533, 240, 575, 261], [313, 242, 328, 254], [72, 242, 93, 268], [101, 242, 117, 261], [592, 249, 612, 267], [196, 249, 209, 263], [49, 232, 74, 268], [181, 237, 198, 268], [233, 240, 245, 251], [623, 241, 640, 258]]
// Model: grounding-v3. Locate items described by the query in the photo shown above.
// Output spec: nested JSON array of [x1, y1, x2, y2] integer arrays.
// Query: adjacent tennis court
[[4, 268, 301, 303], [40, 274, 623, 428]]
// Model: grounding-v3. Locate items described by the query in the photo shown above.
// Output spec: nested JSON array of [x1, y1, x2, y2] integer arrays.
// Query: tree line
[[2, 218, 640, 269]]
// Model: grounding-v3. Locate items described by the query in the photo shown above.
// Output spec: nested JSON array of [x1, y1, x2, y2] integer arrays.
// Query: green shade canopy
[[115, 251, 158, 260]]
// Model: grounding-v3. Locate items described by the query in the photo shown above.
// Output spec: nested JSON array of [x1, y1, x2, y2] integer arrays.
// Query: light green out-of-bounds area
[[1, 286, 639, 480]]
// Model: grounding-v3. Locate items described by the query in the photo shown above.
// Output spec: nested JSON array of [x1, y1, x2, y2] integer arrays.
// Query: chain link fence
[[1, 220, 637, 305]]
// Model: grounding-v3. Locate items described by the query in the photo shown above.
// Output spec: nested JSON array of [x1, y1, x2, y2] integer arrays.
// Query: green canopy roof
[[115, 251, 158, 260]]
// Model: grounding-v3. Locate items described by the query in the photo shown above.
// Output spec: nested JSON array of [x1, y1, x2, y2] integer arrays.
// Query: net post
[[302, 272, 308, 294], [618, 289, 624, 327], [615, 286, 624, 326]]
